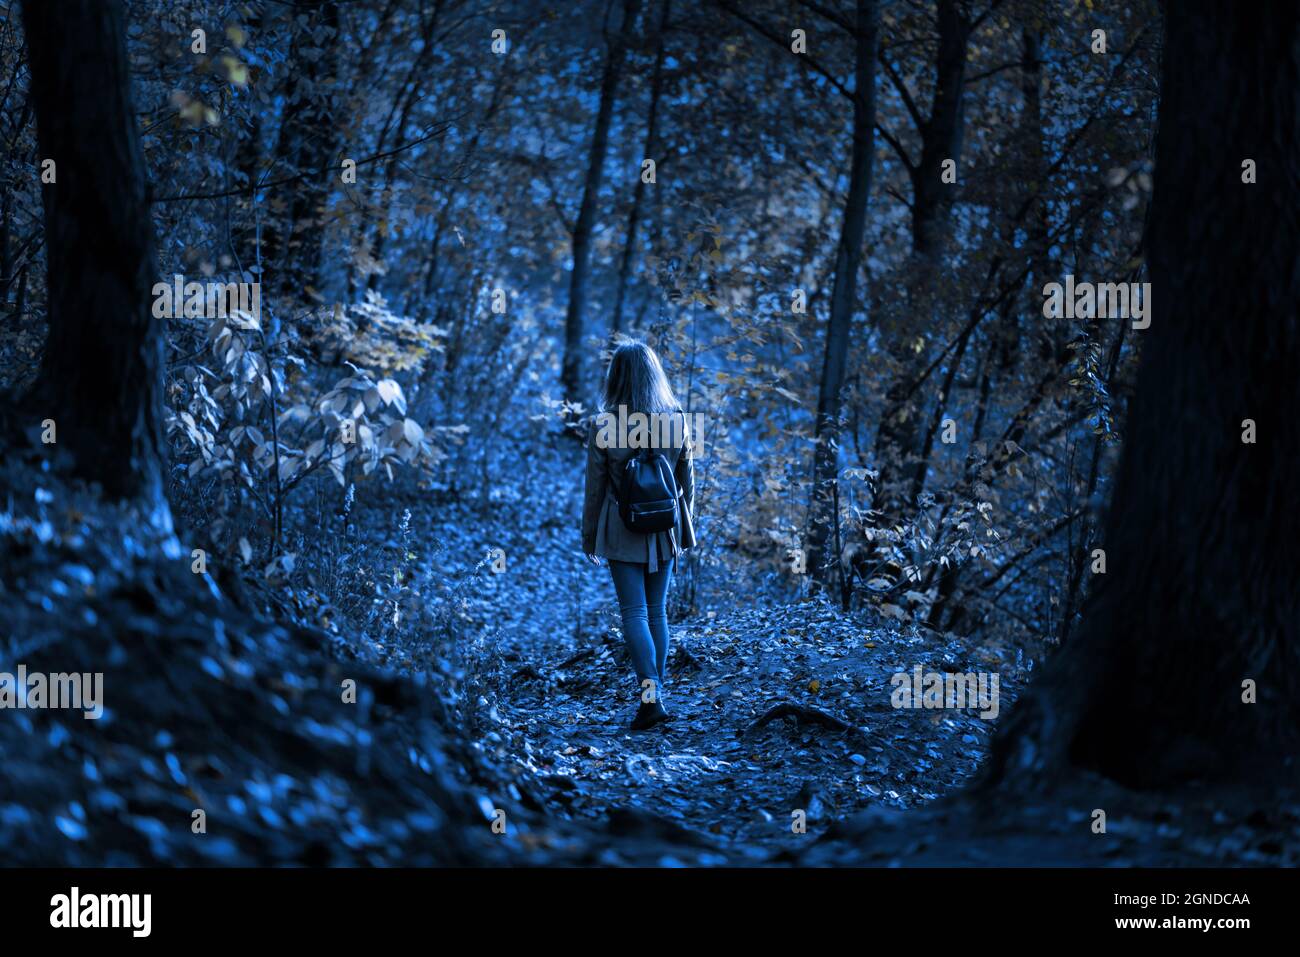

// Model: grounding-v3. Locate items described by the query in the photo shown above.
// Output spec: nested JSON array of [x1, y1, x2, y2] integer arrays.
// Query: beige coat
[[581, 412, 696, 571]]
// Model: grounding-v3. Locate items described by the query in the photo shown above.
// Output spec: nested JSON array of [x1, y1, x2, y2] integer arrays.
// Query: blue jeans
[[608, 559, 672, 693]]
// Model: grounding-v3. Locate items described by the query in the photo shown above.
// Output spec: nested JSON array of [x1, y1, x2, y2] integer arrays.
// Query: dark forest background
[[0, 0, 1295, 866]]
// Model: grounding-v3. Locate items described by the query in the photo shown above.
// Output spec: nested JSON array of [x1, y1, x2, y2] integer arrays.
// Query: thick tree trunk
[[990, 0, 1300, 788], [560, 0, 640, 402], [804, 0, 879, 587], [22, 0, 166, 509]]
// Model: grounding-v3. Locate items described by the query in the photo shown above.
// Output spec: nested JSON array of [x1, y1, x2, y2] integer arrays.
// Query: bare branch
[[875, 120, 916, 171], [712, 0, 853, 100], [967, 60, 1023, 84], [878, 51, 925, 132], [154, 122, 455, 204], [793, 0, 855, 34]]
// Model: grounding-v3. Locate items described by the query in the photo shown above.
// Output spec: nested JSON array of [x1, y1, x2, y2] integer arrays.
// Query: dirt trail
[[431, 500, 1028, 855]]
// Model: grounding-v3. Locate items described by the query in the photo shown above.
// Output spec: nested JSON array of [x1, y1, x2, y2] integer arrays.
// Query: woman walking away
[[582, 341, 696, 731]]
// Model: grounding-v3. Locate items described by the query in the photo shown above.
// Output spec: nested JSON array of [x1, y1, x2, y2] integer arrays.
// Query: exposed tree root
[[742, 702, 869, 745]]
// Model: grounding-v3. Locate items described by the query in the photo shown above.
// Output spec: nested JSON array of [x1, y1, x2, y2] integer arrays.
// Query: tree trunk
[[22, 0, 167, 510], [1056, 315, 1127, 644], [267, 2, 342, 302], [990, 0, 1300, 788], [1, 189, 11, 309], [612, 0, 670, 335], [907, 0, 968, 258], [803, 0, 879, 587], [416, 68, 509, 321], [560, 0, 640, 402], [914, 30, 1055, 624], [366, 0, 445, 295], [997, 26, 1045, 372], [909, 316, 973, 503], [230, 8, 265, 270], [870, 0, 971, 527]]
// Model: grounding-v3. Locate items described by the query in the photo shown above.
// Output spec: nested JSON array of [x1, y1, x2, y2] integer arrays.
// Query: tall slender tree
[[366, 0, 446, 294], [561, 0, 640, 402], [265, 1, 343, 300], [612, 0, 671, 335], [871, 0, 974, 527], [804, 0, 880, 588]]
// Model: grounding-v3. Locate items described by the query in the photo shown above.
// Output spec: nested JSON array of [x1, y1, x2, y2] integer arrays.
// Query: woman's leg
[[608, 560, 657, 691], [645, 561, 673, 687]]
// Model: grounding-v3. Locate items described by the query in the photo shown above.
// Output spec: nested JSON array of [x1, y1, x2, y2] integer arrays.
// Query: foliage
[[5, 0, 1160, 664]]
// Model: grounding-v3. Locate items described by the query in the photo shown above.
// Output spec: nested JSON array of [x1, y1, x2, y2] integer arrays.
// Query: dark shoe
[[630, 699, 669, 731]]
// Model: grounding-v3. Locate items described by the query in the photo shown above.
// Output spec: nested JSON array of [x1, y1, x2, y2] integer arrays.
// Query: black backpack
[[618, 446, 679, 534]]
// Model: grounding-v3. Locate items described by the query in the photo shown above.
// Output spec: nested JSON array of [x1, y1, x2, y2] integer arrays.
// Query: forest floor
[[320, 455, 1300, 867], [2, 432, 1296, 866], [393, 491, 1028, 859]]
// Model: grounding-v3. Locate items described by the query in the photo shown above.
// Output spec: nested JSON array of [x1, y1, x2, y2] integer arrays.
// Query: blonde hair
[[600, 340, 681, 415]]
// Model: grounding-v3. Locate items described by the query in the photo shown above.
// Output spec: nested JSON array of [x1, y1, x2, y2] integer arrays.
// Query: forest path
[[489, 603, 1012, 855], [401, 495, 1031, 856]]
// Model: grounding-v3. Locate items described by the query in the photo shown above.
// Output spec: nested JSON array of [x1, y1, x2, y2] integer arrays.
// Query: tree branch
[[712, 0, 853, 100], [878, 51, 925, 132], [153, 121, 454, 204], [793, 0, 855, 34], [967, 60, 1023, 84], [875, 120, 915, 170]]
